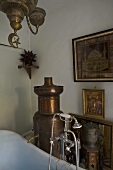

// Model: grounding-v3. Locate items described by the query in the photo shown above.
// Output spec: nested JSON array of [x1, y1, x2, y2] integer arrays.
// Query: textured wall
[[31, 0, 113, 121]]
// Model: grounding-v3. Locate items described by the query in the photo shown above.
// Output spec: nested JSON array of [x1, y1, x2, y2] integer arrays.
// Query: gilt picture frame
[[72, 28, 113, 81], [82, 89, 105, 119]]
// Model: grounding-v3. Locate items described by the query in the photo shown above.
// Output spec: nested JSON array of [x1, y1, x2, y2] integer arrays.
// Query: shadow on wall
[[15, 87, 32, 134]]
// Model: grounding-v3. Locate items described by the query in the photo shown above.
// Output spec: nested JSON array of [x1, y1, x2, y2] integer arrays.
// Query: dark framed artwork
[[82, 89, 105, 119], [72, 28, 113, 81]]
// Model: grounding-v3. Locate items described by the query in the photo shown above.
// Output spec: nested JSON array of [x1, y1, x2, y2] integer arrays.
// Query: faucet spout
[[49, 113, 82, 170]]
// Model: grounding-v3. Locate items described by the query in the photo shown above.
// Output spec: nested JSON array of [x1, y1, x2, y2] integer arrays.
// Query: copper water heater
[[33, 77, 64, 158]]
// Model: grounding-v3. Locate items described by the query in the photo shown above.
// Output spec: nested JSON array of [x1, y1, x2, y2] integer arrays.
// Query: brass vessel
[[0, 0, 46, 47], [33, 77, 64, 158]]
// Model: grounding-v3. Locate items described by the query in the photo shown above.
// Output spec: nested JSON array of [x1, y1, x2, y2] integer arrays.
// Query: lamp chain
[[26, 16, 39, 35]]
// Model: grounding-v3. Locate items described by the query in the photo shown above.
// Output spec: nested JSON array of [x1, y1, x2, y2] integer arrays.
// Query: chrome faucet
[[48, 113, 82, 170]]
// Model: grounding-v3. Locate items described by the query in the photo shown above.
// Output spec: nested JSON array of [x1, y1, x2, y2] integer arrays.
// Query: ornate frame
[[82, 89, 105, 119], [72, 28, 113, 81]]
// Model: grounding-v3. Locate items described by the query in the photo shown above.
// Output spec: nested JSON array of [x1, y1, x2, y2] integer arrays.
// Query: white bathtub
[[0, 130, 86, 170]]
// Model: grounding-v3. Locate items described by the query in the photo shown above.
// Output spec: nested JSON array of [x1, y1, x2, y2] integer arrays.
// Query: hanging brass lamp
[[0, 0, 46, 48]]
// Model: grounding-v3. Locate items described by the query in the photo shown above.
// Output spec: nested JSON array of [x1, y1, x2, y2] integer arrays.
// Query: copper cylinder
[[33, 77, 64, 158]]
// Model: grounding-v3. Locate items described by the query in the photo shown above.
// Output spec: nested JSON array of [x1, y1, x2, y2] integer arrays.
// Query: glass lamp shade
[[29, 7, 46, 27]]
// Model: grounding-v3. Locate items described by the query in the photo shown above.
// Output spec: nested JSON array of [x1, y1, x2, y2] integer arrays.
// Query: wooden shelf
[[18, 65, 39, 79]]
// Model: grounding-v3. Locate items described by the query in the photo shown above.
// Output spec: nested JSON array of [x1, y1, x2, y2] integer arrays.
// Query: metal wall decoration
[[18, 50, 39, 79], [72, 28, 113, 82], [82, 89, 105, 119]]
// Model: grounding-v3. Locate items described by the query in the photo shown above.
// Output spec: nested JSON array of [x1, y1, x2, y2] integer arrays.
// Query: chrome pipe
[[66, 129, 79, 170], [48, 113, 60, 170]]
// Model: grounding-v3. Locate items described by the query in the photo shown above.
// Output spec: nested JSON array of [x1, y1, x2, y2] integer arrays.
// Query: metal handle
[[27, 135, 38, 143]]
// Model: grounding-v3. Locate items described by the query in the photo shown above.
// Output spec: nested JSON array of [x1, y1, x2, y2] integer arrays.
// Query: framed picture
[[82, 89, 105, 119], [72, 28, 113, 81]]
